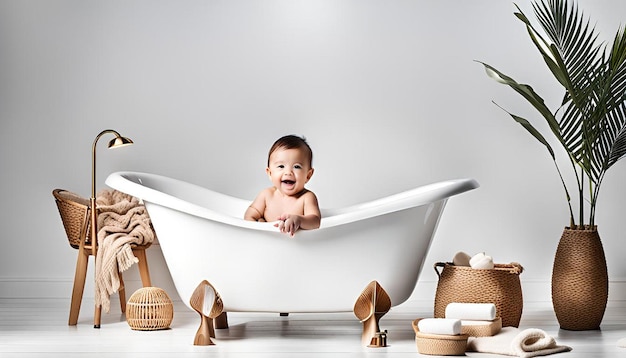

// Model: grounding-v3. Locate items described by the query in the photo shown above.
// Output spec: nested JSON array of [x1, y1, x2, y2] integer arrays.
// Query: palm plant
[[479, 0, 626, 229]]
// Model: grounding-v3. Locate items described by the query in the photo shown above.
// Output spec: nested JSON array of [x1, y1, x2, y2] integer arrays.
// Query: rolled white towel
[[417, 318, 462, 335], [470, 252, 494, 269], [452, 251, 471, 266], [445, 302, 497, 321]]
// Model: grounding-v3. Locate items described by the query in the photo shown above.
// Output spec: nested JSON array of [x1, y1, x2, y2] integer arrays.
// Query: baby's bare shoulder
[[261, 186, 277, 196], [300, 189, 318, 201]]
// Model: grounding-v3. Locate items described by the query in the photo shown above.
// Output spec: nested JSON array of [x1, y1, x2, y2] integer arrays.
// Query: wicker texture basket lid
[[126, 287, 174, 331]]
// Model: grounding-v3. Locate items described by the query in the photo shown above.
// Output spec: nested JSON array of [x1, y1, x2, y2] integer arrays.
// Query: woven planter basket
[[412, 319, 467, 355], [552, 226, 608, 330], [433, 262, 523, 327], [126, 287, 174, 331]]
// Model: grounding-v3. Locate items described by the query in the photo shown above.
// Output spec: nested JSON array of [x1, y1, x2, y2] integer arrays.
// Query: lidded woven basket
[[412, 319, 467, 356], [126, 287, 174, 330]]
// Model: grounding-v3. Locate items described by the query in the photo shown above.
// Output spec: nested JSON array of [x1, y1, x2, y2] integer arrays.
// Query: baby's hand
[[275, 214, 301, 237]]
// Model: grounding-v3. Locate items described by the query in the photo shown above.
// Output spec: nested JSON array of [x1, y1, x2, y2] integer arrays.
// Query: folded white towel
[[470, 252, 494, 269], [467, 327, 571, 357], [453, 251, 471, 266], [417, 318, 461, 335], [446, 302, 497, 321]]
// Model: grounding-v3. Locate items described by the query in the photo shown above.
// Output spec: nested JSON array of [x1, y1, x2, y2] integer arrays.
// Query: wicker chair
[[52, 189, 152, 327]]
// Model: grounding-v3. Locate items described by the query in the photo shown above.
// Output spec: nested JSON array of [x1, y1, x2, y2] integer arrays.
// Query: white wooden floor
[[1, 298, 626, 357]]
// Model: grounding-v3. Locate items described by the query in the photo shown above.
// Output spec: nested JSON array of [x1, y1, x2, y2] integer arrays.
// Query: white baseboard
[[2, 277, 626, 305], [0, 245, 181, 302], [0, 276, 180, 301]]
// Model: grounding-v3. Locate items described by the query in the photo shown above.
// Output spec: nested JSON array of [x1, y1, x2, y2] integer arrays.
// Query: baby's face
[[266, 147, 313, 196]]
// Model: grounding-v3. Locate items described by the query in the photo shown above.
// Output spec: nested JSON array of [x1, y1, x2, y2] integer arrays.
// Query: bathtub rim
[[105, 171, 479, 231]]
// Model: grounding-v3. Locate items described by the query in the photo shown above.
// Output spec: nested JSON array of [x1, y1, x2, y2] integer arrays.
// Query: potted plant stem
[[478, 0, 626, 330]]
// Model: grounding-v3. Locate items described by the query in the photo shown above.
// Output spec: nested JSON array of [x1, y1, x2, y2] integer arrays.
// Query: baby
[[244, 135, 321, 236]]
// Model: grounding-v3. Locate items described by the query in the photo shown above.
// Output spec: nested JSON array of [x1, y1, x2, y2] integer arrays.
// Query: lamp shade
[[108, 135, 133, 148]]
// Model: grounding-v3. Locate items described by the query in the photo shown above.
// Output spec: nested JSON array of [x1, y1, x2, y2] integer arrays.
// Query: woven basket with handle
[[433, 262, 523, 327]]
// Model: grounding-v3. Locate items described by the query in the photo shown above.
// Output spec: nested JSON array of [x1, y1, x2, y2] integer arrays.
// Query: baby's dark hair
[[267, 135, 313, 167]]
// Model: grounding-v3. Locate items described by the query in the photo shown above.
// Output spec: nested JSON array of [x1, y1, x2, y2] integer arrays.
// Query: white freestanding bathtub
[[106, 171, 478, 314]]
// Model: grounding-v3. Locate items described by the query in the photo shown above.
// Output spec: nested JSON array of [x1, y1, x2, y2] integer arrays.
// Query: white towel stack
[[417, 304, 499, 336], [417, 318, 462, 335], [445, 302, 499, 337]]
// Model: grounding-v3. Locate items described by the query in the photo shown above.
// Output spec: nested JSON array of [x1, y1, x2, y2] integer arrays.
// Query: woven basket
[[53, 189, 91, 249], [126, 287, 174, 331], [433, 262, 523, 327], [412, 319, 467, 355]]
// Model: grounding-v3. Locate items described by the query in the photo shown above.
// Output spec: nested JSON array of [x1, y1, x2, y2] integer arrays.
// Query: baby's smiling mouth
[[282, 180, 295, 185]]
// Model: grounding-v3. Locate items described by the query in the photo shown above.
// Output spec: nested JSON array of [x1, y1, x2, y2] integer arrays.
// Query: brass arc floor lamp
[[90, 129, 133, 328]]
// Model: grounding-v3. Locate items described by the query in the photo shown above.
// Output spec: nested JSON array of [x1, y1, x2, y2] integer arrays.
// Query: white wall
[[1, 0, 626, 307]]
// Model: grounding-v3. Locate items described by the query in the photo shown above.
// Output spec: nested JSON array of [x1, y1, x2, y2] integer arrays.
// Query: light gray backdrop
[[1, 0, 625, 309]]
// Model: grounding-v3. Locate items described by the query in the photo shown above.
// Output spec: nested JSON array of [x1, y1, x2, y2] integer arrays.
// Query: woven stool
[[126, 287, 174, 330]]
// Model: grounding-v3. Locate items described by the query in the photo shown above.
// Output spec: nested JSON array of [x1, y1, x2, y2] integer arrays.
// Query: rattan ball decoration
[[126, 287, 174, 330]]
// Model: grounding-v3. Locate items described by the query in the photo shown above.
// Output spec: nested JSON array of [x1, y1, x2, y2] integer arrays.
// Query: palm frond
[[532, 0, 618, 186], [480, 0, 626, 226], [601, 26, 626, 169]]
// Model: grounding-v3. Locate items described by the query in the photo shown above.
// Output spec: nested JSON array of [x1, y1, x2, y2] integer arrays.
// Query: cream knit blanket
[[94, 189, 155, 313]]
